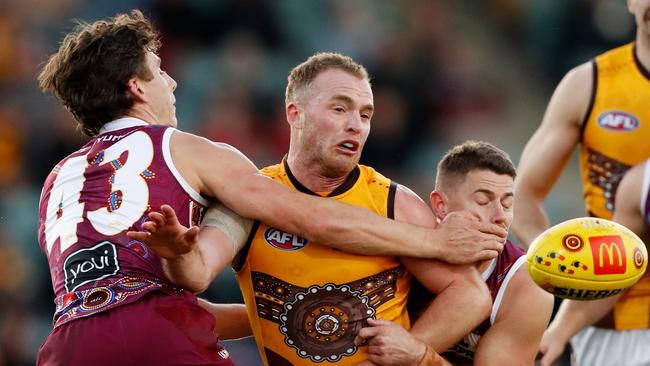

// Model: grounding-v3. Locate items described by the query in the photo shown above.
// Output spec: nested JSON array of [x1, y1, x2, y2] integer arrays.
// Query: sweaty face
[[140, 52, 178, 127], [295, 69, 373, 177], [443, 169, 514, 232]]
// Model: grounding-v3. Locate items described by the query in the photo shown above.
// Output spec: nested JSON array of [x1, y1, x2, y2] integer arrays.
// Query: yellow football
[[526, 217, 648, 300]]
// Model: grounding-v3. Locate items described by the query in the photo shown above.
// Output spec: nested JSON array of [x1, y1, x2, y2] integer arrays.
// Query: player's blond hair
[[285, 52, 370, 104]]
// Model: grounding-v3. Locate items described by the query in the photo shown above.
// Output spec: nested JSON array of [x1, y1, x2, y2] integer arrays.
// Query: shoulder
[[170, 130, 248, 159], [394, 184, 436, 227], [496, 260, 553, 322], [595, 42, 635, 68], [561, 61, 594, 93]]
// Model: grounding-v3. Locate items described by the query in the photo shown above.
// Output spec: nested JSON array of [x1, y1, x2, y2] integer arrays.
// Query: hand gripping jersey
[[611, 158, 650, 330], [37, 118, 207, 328], [442, 240, 526, 365], [580, 42, 650, 219], [234, 160, 411, 365]]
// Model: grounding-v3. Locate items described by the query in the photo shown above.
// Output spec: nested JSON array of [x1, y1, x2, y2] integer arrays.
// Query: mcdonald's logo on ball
[[526, 217, 648, 300]]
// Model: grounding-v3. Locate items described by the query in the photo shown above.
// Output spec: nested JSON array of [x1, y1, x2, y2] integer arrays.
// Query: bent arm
[[167, 203, 252, 292], [172, 132, 506, 262], [130, 203, 253, 293], [394, 185, 492, 352], [512, 62, 593, 247], [406, 258, 491, 352], [474, 267, 553, 366]]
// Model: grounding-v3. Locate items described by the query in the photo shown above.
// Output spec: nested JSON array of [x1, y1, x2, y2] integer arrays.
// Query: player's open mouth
[[337, 140, 359, 153]]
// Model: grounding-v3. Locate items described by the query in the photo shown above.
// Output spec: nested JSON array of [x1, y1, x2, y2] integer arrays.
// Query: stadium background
[[0, 0, 636, 364]]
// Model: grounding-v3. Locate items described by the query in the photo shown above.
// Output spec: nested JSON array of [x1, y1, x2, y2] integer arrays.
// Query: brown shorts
[[37, 291, 235, 365]]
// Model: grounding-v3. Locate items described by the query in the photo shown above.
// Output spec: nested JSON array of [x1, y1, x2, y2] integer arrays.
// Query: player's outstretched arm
[[127, 203, 252, 292], [473, 266, 553, 366], [172, 131, 506, 263], [512, 62, 593, 247]]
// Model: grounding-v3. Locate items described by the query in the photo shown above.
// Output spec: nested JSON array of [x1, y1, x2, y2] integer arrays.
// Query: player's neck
[[285, 156, 349, 194], [636, 30, 650, 72]]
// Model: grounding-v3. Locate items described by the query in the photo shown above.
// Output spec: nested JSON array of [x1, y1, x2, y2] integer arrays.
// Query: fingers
[[540, 351, 558, 366], [479, 238, 505, 253], [184, 226, 200, 242], [473, 249, 499, 262], [161, 204, 180, 224], [126, 231, 149, 241], [354, 326, 381, 346], [367, 318, 393, 327], [475, 221, 508, 238]]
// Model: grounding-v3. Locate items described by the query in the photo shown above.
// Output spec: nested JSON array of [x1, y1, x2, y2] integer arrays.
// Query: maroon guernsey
[[443, 240, 527, 365], [37, 118, 208, 328]]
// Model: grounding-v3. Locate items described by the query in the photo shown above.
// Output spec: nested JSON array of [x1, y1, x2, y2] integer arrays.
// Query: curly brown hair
[[38, 10, 161, 136], [285, 52, 370, 105]]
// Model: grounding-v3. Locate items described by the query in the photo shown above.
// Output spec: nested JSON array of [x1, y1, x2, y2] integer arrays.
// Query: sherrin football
[[526, 217, 647, 300]]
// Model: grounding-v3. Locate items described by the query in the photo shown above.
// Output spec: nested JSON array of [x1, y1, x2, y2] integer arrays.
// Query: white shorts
[[570, 326, 650, 366]]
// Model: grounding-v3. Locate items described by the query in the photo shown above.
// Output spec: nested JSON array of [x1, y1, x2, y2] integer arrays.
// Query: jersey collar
[[283, 158, 361, 197], [99, 117, 149, 134]]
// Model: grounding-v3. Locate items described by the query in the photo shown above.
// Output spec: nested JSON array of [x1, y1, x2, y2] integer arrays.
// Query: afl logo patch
[[264, 227, 308, 251], [597, 111, 640, 131]]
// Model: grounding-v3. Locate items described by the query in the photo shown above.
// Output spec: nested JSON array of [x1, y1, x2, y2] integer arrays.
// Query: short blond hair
[[285, 52, 370, 104]]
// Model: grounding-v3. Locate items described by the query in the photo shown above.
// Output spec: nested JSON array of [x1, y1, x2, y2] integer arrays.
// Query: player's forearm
[[161, 250, 213, 293], [307, 202, 438, 257], [410, 272, 491, 352], [228, 175, 439, 258], [549, 296, 620, 340], [417, 345, 452, 366], [197, 299, 252, 340]]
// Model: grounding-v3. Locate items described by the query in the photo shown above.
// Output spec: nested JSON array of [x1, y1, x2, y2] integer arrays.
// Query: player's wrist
[[423, 227, 443, 259], [415, 344, 446, 366]]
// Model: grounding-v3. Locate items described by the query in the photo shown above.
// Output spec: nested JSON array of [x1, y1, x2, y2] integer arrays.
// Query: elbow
[[191, 279, 212, 295], [185, 276, 212, 294]]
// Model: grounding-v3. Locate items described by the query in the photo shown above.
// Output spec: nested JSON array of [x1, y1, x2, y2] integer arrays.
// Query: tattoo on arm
[[201, 203, 254, 257]]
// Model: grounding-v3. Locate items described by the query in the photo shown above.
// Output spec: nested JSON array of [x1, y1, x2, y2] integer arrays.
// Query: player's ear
[[429, 191, 448, 221], [126, 77, 146, 103], [286, 102, 303, 129]]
